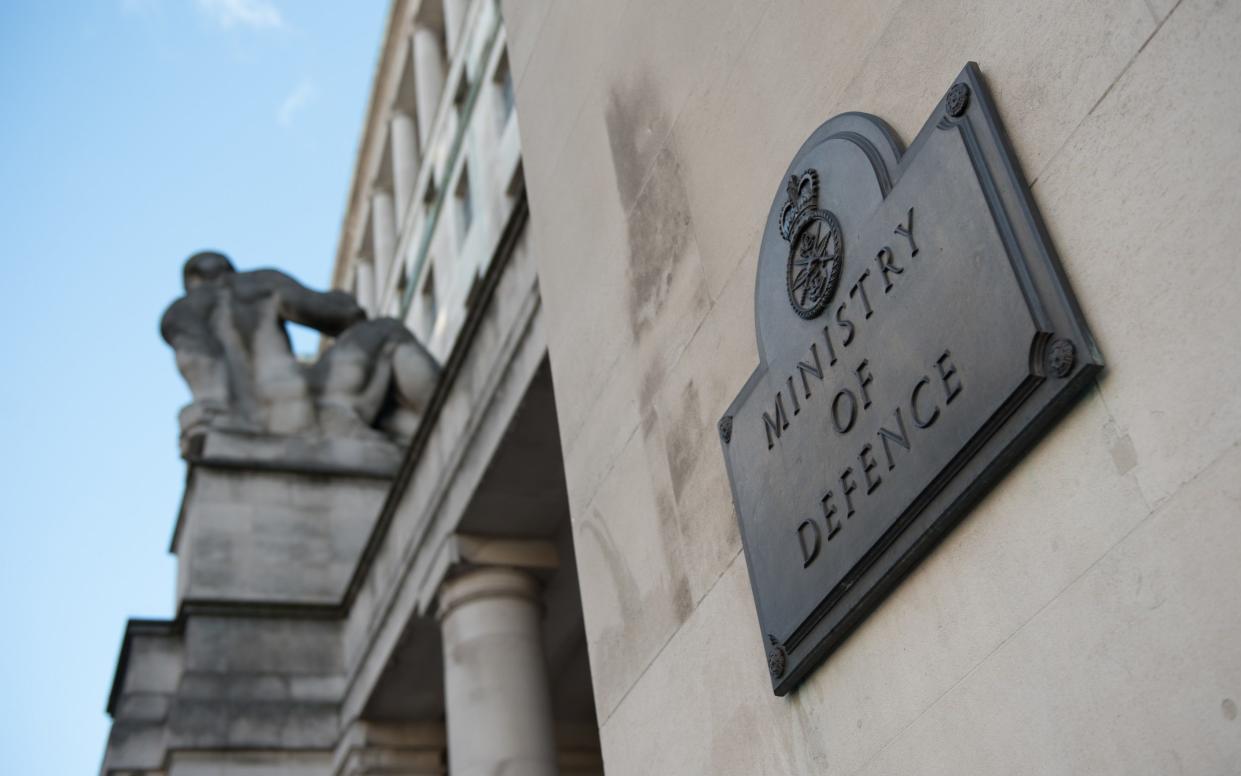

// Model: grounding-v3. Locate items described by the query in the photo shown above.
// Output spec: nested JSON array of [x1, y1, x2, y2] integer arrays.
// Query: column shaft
[[413, 26, 446, 149], [391, 110, 419, 221], [439, 568, 558, 776], [370, 189, 397, 310]]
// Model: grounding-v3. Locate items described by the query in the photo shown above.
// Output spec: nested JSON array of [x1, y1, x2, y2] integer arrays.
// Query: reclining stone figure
[[160, 251, 439, 444]]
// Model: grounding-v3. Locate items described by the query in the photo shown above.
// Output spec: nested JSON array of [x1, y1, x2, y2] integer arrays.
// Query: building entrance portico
[[330, 354, 602, 776]]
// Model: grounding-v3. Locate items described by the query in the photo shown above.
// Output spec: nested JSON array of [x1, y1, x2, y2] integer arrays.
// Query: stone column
[[413, 25, 446, 149], [391, 110, 420, 221], [355, 257, 376, 317], [370, 188, 397, 310], [442, 0, 468, 57], [439, 568, 558, 776]]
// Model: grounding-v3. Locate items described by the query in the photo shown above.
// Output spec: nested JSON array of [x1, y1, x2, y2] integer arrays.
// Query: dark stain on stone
[[655, 486, 695, 622], [638, 364, 664, 412], [604, 73, 668, 209], [665, 379, 702, 503], [604, 75, 696, 342], [643, 408, 695, 621], [624, 147, 694, 341]]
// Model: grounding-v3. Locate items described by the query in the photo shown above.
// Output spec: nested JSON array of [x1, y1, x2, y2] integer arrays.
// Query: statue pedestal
[[105, 428, 409, 774], [172, 429, 402, 608]]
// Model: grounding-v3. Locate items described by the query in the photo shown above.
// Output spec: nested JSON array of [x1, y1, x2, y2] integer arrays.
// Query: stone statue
[[161, 251, 439, 445]]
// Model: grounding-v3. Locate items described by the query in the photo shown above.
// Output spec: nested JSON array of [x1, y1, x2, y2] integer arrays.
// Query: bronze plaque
[[720, 64, 1101, 695]]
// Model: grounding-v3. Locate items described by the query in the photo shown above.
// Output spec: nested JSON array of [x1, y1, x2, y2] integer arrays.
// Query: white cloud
[[195, 0, 283, 29], [277, 79, 316, 127]]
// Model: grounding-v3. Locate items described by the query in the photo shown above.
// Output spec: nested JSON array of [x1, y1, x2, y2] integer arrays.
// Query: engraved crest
[[779, 169, 843, 319]]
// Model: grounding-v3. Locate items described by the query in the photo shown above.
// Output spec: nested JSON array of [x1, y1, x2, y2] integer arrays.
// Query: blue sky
[[0, 1, 387, 771]]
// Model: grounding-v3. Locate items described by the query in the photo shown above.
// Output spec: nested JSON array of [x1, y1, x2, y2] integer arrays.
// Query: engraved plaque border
[[720, 63, 1103, 695]]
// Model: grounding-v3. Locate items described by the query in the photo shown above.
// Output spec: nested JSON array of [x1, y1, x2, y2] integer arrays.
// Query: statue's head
[[183, 251, 236, 290]]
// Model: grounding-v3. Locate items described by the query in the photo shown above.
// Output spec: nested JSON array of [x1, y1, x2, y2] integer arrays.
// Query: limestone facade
[[499, 0, 1241, 773]]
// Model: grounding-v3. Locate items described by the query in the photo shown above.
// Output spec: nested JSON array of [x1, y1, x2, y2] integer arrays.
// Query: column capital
[[438, 566, 539, 621], [416, 533, 558, 617]]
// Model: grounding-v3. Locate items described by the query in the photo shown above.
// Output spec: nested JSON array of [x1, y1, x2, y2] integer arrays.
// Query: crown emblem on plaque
[[778, 168, 843, 319], [779, 170, 819, 242]]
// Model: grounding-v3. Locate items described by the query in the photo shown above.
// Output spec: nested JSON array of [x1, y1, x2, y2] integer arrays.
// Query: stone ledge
[[183, 428, 405, 480]]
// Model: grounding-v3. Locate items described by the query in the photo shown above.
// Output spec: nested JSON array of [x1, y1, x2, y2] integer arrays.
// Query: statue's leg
[[307, 321, 441, 441], [251, 312, 315, 434], [378, 404, 421, 440], [392, 341, 440, 413], [171, 341, 241, 434], [315, 342, 390, 437], [174, 346, 229, 406], [366, 341, 440, 443]]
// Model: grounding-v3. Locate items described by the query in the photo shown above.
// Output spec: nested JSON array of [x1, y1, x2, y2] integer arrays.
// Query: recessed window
[[418, 265, 437, 338], [396, 266, 410, 314], [453, 73, 471, 116], [424, 177, 438, 202], [506, 160, 524, 200], [455, 164, 473, 246], [494, 51, 514, 130]]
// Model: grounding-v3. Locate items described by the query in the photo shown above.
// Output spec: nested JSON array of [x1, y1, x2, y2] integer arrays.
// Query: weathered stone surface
[[105, 617, 345, 774], [167, 750, 331, 775], [183, 618, 341, 675], [646, 249, 756, 603], [174, 461, 390, 607], [187, 428, 404, 477]]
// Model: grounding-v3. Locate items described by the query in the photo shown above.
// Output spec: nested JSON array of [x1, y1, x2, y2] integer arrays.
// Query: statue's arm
[[160, 295, 216, 351], [251, 269, 366, 336]]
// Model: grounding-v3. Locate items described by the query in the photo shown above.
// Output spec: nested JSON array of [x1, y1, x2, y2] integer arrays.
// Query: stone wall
[[502, 0, 1241, 773]]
